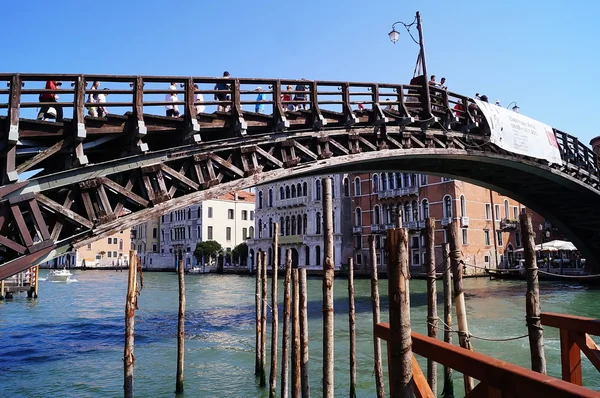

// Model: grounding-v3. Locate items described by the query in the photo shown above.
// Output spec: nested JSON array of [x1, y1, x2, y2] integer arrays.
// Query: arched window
[[297, 215, 302, 235], [412, 200, 419, 221], [249, 226, 254, 239], [316, 212, 322, 234], [291, 184, 296, 198], [291, 216, 296, 235], [268, 188, 273, 207], [303, 214, 308, 234], [372, 174, 379, 193], [285, 216, 290, 236], [504, 199, 509, 219], [258, 219, 263, 238], [197, 207, 201, 218], [404, 202, 411, 222], [297, 183, 302, 197], [302, 182, 308, 196], [382, 205, 388, 223], [280, 186, 285, 200], [460, 195, 466, 217], [315, 180, 321, 200], [285, 186, 291, 199], [396, 173, 402, 189], [258, 191, 263, 209], [355, 207, 362, 226], [411, 174, 417, 187], [421, 199, 430, 219], [443, 195, 453, 218], [373, 205, 381, 225], [354, 177, 361, 196], [315, 245, 321, 266], [187, 208, 191, 219], [343, 177, 349, 197], [280, 217, 285, 235], [305, 246, 310, 266], [403, 173, 410, 188], [381, 173, 388, 191]]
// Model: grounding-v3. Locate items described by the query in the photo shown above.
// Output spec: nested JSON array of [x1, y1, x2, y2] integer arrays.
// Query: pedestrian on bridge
[[194, 84, 205, 114], [166, 82, 180, 117], [87, 81, 100, 117], [37, 80, 63, 121], [214, 71, 231, 112], [255, 87, 265, 113], [98, 88, 109, 118], [294, 78, 308, 110]]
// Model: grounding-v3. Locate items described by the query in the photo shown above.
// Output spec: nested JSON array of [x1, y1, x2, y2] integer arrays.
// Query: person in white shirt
[[165, 82, 180, 117], [194, 84, 205, 114], [87, 81, 100, 117], [97, 88, 109, 117]]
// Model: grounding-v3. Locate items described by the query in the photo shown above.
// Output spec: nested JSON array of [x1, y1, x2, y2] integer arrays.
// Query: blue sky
[[2, 0, 599, 144]]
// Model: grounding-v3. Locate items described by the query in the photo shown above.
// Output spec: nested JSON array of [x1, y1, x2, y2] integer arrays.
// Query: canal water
[[1, 270, 599, 397]]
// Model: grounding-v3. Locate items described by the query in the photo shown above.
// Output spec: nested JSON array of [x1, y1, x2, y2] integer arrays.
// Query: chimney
[[591, 136, 600, 157]]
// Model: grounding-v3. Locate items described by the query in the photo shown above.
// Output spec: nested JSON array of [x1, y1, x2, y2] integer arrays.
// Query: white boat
[[187, 266, 207, 274], [46, 268, 73, 282]]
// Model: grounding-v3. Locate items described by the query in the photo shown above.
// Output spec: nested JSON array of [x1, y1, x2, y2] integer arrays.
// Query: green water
[[1, 270, 599, 397]]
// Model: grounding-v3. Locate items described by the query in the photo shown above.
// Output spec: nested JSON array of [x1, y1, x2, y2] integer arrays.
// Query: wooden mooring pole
[[260, 251, 268, 387], [269, 223, 280, 398], [369, 235, 385, 398], [124, 250, 137, 398], [255, 249, 263, 376], [424, 217, 437, 395], [386, 227, 414, 397], [291, 265, 301, 398], [281, 249, 292, 398], [322, 177, 335, 398], [298, 267, 311, 397], [448, 221, 474, 393], [441, 243, 454, 398], [175, 254, 186, 394], [348, 257, 357, 398], [520, 213, 547, 374]]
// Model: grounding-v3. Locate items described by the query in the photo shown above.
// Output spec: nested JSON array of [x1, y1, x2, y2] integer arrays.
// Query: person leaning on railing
[[37, 80, 63, 121]]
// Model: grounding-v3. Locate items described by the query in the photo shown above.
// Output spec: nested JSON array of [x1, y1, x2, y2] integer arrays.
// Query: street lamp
[[387, 11, 432, 119], [506, 101, 520, 113]]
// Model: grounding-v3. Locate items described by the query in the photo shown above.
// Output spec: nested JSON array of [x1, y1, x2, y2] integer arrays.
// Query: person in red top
[[37, 80, 63, 121], [282, 85, 294, 110]]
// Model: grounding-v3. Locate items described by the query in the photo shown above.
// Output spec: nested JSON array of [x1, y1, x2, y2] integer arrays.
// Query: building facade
[[132, 218, 160, 255], [247, 174, 353, 270], [349, 172, 546, 273], [153, 191, 256, 268]]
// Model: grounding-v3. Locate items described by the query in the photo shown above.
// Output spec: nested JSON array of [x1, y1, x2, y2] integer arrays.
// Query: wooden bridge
[[0, 73, 599, 279]]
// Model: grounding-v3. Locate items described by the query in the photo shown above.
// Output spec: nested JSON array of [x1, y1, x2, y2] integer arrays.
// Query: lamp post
[[506, 101, 520, 113], [388, 11, 432, 119]]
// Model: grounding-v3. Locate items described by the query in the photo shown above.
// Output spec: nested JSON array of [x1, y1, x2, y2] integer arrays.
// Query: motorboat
[[187, 266, 207, 274], [46, 268, 73, 282]]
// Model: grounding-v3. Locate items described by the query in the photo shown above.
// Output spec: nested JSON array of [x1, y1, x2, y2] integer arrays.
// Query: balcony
[[353, 226, 362, 234], [441, 217, 452, 227], [384, 223, 396, 230], [376, 185, 419, 199], [460, 216, 470, 228], [371, 224, 385, 233], [500, 219, 519, 230], [277, 196, 308, 208], [279, 235, 304, 245], [402, 220, 425, 231]]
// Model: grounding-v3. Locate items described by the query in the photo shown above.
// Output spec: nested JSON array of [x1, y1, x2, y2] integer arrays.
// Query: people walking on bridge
[[37, 80, 63, 121], [255, 87, 265, 113], [440, 77, 447, 90], [87, 81, 100, 117], [165, 82, 180, 117], [194, 84, 205, 114], [282, 85, 294, 110], [294, 78, 308, 110], [214, 71, 231, 112], [428, 75, 439, 87], [97, 88, 109, 117]]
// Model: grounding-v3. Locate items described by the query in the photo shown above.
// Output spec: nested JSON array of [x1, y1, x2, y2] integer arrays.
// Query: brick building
[[348, 172, 546, 274]]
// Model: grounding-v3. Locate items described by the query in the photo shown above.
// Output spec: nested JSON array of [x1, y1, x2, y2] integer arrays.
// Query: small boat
[[46, 268, 73, 282], [485, 268, 524, 280], [187, 266, 207, 274]]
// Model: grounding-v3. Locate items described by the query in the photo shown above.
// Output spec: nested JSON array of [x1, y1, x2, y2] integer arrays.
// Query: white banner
[[474, 99, 563, 165]]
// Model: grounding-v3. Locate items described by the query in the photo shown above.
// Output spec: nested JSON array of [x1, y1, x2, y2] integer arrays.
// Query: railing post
[[560, 329, 583, 385], [520, 213, 547, 374], [183, 77, 200, 143], [71, 75, 88, 167], [231, 79, 247, 137], [272, 79, 289, 131], [131, 76, 148, 153], [309, 81, 325, 130], [342, 82, 358, 128], [386, 226, 413, 397], [4, 74, 21, 183]]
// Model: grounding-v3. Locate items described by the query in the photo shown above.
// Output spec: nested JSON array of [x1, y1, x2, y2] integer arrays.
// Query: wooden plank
[[161, 163, 200, 190], [327, 137, 350, 155], [16, 139, 69, 174], [412, 355, 435, 398], [293, 141, 318, 160], [375, 324, 597, 398], [80, 191, 96, 222], [37, 193, 94, 229], [464, 382, 489, 398], [255, 146, 284, 168], [10, 204, 33, 247], [0, 235, 27, 254], [97, 185, 113, 216], [102, 177, 149, 208], [560, 329, 582, 385], [570, 332, 600, 374], [50, 190, 74, 240], [357, 136, 377, 151], [0, 246, 54, 281], [141, 175, 156, 202], [541, 312, 600, 337], [113, 172, 139, 215], [209, 154, 245, 177], [28, 199, 50, 241]]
